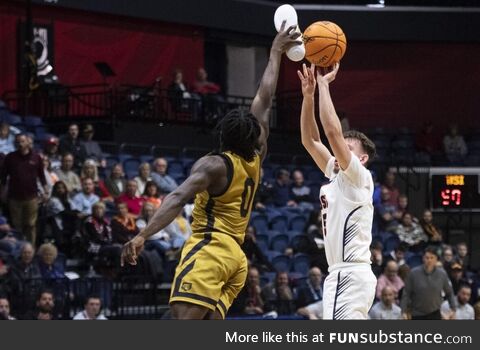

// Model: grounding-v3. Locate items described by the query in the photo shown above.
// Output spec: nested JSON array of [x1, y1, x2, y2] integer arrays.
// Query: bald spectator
[[151, 158, 177, 194], [375, 260, 404, 301], [72, 178, 100, 218], [401, 247, 455, 320], [55, 153, 81, 193], [116, 180, 145, 216], [441, 285, 474, 320], [10, 242, 41, 281], [290, 170, 313, 212], [59, 123, 87, 168], [369, 287, 402, 320], [295, 267, 323, 309], [0, 297, 15, 320], [0, 133, 47, 245]]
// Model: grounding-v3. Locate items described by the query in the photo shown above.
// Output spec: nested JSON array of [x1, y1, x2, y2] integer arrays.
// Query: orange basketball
[[303, 21, 347, 67]]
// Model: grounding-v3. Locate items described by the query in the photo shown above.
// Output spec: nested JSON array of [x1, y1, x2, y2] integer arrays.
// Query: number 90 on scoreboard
[[430, 169, 480, 211]]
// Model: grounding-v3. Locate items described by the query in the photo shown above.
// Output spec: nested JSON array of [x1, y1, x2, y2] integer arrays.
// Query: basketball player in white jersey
[[297, 63, 377, 319]]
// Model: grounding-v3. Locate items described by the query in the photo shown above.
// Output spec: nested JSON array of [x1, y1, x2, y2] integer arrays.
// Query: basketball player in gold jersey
[[121, 22, 300, 319]]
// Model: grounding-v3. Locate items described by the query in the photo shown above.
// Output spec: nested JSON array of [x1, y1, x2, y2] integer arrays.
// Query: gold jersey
[[190, 151, 260, 245]]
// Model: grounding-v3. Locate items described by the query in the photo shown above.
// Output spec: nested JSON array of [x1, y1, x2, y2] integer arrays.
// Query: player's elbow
[[324, 127, 342, 141]]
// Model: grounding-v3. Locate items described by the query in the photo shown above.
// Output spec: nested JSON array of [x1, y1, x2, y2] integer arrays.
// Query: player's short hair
[[343, 130, 376, 164], [216, 109, 261, 162]]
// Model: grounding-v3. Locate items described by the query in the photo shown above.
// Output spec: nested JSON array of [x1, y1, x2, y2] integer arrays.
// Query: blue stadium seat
[[123, 158, 141, 177], [256, 234, 269, 252], [0, 100, 6, 109], [5, 114, 22, 125], [271, 255, 291, 272], [384, 235, 400, 252], [105, 156, 120, 169], [306, 169, 325, 183], [251, 215, 269, 233], [264, 250, 281, 262], [24, 115, 44, 128], [406, 254, 423, 268], [167, 160, 184, 176], [118, 153, 133, 162], [290, 234, 310, 251], [139, 155, 154, 164], [289, 215, 307, 231], [270, 233, 289, 253], [292, 253, 310, 275], [270, 215, 288, 233], [285, 230, 302, 242]]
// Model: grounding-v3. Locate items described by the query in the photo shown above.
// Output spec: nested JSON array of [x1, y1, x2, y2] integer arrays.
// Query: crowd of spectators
[[0, 113, 479, 320]]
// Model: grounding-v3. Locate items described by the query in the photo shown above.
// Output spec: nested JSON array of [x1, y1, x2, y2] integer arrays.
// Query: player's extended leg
[[170, 301, 211, 320]]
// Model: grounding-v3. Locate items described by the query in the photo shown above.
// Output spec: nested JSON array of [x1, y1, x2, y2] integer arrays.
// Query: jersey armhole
[[209, 153, 234, 198]]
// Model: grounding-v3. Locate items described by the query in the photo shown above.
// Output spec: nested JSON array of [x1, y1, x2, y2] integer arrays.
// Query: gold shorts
[[169, 232, 247, 318]]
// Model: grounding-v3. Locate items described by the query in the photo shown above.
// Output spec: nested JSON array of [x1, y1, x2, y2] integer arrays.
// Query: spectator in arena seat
[[73, 295, 107, 320], [229, 266, 264, 316], [72, 177, 100, 218], [111, 202, 138, 245], [397, 263, 410, 284], [0, 296, 15, 320], [253, 168, 274, 212], [420, 209, 443, 243], [151, 157, 178, 194], [443, 124, 468, 165], [193, 67, 224, 120], [369, 286, 402, 320], [116, 180, 145, 216], [395, 212, 428, 250], [0, 133, 48, 246], [242, 226, 274, 273], [80, 159, 111, 201], [9, 242, 41, 281], [167, 69, 201, 119], [45, 181, 78, 252], [442, 245, 455, 271], [43, 136, 61, 170], [81, 124, 106, 168], [441, 285, 474, 320], [262, 271, 295, 315], [271, 168, 294, 208], [84, 202, 121, 275], [142, 180, 162, 208], [385, 243, 407, 266], [37, 243, 65, 280], [55, 153, 81, 193], [295, 267, 323, 309], [382, 171, 400, 206], [401, 247, 455, 320], [375, 260, 404, 302], [370, 241, 384, 278], [23, 290, 56, 320], [0, 122, 16, 155], [447, 261, 473, 295], [455, 242, 469, 270], [40, 156, 59, 196], [134, 162, 152, 197], [297, 300, 323, 320], [474, 300, 480, 320], [104, 163, 126, 198], [392, 194, 410, 223], [59, 123, 87, 168], [290, 170, 314, 212], [374, 186, 398, 233]]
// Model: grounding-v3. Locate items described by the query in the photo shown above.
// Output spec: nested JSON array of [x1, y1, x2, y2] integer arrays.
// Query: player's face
[[345, 138, 368, 166]]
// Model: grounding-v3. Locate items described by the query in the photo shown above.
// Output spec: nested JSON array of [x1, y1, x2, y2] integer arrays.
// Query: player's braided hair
[[216, 109, 261, 162], [343, 130, 377, 165]]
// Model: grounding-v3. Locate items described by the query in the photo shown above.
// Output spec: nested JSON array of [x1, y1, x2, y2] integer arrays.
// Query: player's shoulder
[[191, 154, 227, 177]]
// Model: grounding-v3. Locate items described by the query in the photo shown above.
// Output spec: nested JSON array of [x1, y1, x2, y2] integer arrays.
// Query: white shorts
[[323, 263, 377, 320]]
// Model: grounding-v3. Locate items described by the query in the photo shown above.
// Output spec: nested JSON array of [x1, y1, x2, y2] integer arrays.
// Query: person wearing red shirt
[[116, 180, 145, 217]]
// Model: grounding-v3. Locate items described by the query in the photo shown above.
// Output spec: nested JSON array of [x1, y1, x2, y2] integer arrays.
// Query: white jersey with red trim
[[319, 154, 374, 268]]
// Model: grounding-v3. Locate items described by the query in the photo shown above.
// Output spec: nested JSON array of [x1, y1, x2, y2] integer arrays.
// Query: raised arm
[[316, 63, 351, 171], [121, 155, 226, 266], [297, 63, 332, 174], [251, 21, 301, 161]]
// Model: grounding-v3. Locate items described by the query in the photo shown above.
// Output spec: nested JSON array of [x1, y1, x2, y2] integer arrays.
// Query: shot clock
[[430, 170, 480, 211]]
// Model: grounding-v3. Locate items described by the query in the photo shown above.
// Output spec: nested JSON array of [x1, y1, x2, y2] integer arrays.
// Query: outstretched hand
[[316, 62, 340, 86], [271, 20, 303, 54], [297, 63, 316, 97], [120, 236, 145, 266]]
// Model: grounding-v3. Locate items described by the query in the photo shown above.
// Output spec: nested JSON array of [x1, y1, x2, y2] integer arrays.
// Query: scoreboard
[[430, 169, 480, 211]]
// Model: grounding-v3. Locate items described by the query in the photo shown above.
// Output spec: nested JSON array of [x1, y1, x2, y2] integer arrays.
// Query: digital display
[[431, 174, 480, 210]]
